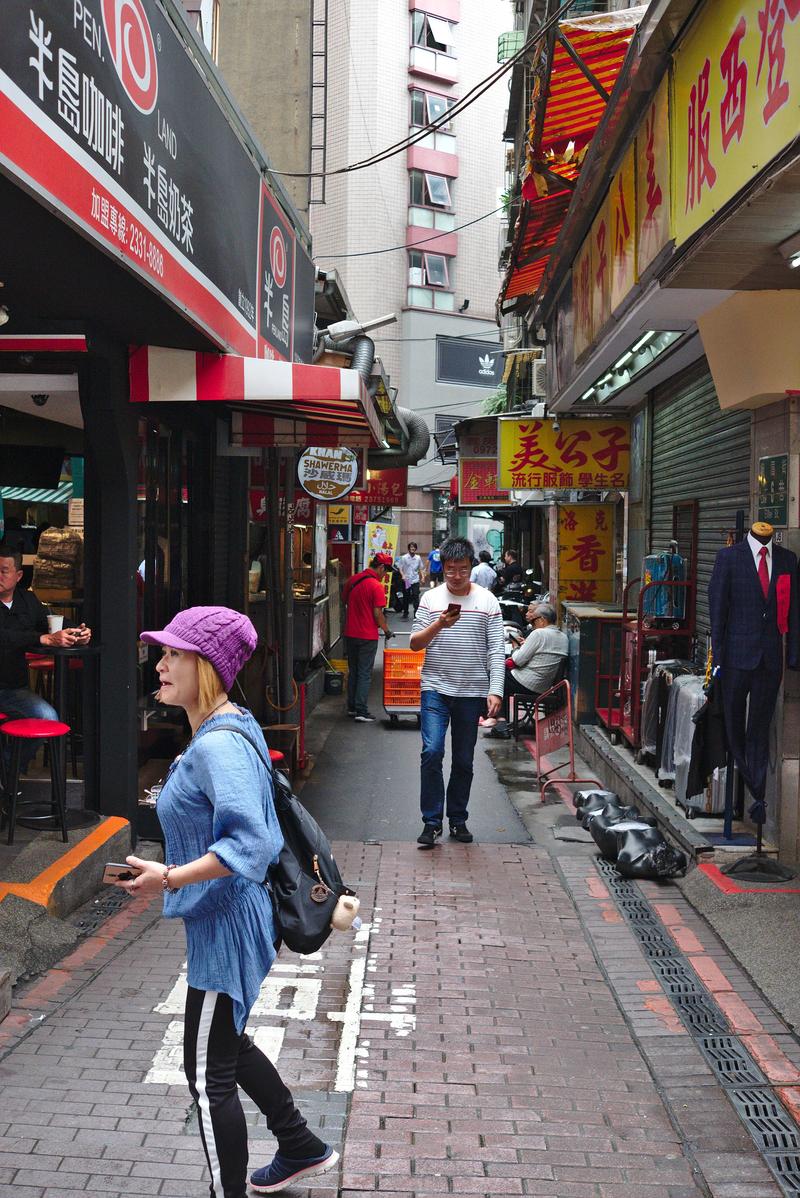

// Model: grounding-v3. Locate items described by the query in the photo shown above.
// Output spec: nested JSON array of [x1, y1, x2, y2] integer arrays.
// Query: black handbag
[[211, 724, 355, 954]]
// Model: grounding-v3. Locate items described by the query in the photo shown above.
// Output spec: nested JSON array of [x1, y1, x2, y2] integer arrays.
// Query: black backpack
[[211, 723, 355, 954]]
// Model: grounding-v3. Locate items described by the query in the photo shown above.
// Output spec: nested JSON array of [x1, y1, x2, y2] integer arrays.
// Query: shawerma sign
[[297, 447, 359, 502], [0, 0, 266, 354]]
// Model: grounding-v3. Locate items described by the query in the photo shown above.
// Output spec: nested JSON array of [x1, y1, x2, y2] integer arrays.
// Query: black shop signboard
[[0, 0, 265, 353]]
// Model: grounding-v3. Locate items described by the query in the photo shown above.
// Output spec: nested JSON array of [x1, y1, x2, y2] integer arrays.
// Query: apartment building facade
[[307, 0, 510, 541]]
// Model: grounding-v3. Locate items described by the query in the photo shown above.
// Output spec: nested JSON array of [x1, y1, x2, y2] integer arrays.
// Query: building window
[[408, 250, 450, 288], [407, 251, 454, 310], [409, 169, 452, 209], [183, 0, 220, 61], [410, 89, 455, 129], [411, 12, 454, 53]]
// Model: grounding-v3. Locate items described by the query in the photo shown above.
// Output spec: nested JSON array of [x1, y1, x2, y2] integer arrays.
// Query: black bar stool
[[0, 718, 71, 845]]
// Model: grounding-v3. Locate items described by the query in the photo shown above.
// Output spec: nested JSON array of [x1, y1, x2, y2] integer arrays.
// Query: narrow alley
[[2, 634, 799, 1198]]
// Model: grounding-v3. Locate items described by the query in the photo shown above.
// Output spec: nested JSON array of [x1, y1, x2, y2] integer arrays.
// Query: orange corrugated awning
[[541, 9, 644, 153], [500, 6, 645, 310]]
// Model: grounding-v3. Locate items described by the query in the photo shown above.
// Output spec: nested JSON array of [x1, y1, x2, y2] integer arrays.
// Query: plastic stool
[[1, 718, 71, 845], [28, 656, 55, 705]]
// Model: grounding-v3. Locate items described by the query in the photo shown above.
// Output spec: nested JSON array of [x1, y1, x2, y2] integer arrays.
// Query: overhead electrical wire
[[316, 204, 505, 259], [267, 0, 577, 180]]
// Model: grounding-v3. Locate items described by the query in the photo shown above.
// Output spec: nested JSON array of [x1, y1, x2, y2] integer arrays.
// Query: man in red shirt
[[343, 554, 393, 722]]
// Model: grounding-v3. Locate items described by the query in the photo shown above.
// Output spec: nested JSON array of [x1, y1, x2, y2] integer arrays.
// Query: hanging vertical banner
[[636, 75, 671, 276], [365, 521, 399, 562], [609, 141, 637, 314], [558, 504, 615, 606]]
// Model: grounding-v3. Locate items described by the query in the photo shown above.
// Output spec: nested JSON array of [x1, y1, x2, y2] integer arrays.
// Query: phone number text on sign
[[89, 184, 164, 278]]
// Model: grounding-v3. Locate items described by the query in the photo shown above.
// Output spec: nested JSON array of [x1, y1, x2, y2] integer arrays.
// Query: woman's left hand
[[115, 854, 167, 898]]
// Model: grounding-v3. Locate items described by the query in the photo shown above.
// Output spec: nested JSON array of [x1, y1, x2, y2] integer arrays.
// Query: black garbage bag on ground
[[616, 826, 688, 879], [589, 811, 658, 860], [575, 792, 622, 822], [582, 800, 641, 832], [573, 789, 618, 814]]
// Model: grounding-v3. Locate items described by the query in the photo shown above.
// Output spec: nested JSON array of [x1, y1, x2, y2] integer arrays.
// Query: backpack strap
[[204, 721, 272, 774]]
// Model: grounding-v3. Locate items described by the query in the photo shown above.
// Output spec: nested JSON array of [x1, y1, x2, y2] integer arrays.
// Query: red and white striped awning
[[129, 346, 383, 447]]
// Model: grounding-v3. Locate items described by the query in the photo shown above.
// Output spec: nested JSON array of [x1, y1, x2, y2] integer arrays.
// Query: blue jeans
[[419, 691, 486, 828], [0, 687, 58, 771], [345, 637, 379, 716]]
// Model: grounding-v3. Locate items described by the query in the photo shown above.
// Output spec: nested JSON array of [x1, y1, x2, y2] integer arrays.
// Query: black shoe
[[354, 712, 376, 722], [417, 823, 442, 849], [449, 823, 474, 843]]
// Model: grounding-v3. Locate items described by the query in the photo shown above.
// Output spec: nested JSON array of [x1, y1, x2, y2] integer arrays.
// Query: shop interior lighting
[[575, 329, 682, 406], [0, 306, 9, 327], [778, 230, 800, 269]]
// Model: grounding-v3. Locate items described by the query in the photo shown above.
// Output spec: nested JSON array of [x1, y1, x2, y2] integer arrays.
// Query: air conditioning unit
[[532, 358, 547, 397]]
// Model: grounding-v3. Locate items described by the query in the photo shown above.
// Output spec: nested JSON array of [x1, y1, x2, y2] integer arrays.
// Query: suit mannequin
[[708, 522, 799, 820]]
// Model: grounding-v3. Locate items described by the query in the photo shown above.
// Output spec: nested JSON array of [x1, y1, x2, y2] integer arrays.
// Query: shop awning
[[500, 7, 645, 312], [129, 346, 383, 447], [1, 483, 72, 504]]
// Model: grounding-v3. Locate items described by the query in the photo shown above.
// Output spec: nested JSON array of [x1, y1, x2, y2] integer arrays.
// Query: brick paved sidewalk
[[0, 837, 790, 1197]]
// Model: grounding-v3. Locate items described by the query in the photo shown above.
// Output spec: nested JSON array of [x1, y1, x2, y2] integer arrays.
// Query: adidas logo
[[478, 354, 496, 376]]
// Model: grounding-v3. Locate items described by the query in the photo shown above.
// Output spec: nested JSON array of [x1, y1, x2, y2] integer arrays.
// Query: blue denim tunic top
[[156, 707, 282, 1033]]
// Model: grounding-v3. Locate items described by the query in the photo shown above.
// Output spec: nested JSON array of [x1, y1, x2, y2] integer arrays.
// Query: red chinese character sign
[[348, 468, 408, 507], [636, 76, 671, 277], [673, 0, 800, 245], [572, 238, 594, 361], [458, 458, 512, 508], [590, 195, 612, 339], [558, 504, 615, 609], [610, 142, 637, 314], [498, 418, 630, 492]]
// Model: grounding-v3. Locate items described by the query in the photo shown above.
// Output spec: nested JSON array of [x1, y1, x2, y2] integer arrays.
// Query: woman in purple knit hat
[[115, 606, 338, 1196]]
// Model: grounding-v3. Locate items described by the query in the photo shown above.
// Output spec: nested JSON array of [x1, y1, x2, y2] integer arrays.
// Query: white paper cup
[[47, 614, 64, 633]]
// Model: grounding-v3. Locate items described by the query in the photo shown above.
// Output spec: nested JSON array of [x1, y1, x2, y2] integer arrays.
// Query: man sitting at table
[[0, 547, 91, 773]]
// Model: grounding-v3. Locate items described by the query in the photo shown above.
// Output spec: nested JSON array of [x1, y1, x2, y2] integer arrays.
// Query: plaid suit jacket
[[708, 540, 799, 671]]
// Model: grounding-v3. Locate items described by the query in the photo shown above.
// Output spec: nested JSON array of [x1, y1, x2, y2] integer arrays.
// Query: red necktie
[[758, 545, 770, 600]]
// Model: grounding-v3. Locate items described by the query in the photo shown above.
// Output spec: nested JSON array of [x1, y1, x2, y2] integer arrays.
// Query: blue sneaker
[[249, 1146, 338, 1193]]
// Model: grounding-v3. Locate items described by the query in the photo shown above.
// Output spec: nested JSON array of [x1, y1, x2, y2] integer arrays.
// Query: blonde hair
[[197, 656, 227, 713]]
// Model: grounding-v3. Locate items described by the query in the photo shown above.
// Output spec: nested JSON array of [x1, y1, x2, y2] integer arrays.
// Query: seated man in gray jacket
[[485, 601, 568, 734]]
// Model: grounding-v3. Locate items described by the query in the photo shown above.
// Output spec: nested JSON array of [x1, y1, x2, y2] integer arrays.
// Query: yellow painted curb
[[0, 817, 130, 909]]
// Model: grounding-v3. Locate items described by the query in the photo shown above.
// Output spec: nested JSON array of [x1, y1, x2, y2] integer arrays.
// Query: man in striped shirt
[[410, 537, 505, 848]]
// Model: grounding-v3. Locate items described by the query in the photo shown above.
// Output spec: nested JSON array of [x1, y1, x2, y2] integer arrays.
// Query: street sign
[[758, 454, 789, 527], [297, 446, 359, 501]]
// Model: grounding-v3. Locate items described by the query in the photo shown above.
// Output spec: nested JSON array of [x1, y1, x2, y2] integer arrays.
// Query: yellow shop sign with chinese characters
[[498, 417, 630, 491], [673, 0, 800, 245]]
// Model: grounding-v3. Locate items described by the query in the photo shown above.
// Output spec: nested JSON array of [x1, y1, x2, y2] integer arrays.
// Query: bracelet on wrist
[[162, 864, 178, 892]]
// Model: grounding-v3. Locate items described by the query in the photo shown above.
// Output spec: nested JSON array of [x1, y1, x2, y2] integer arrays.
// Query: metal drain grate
[[698, 1035, 767, 1087], [766, 1154, 800, 1195], [728, 1091, 800, 1153], [590, 858, 800, 1198], [673, 992, 730, 1034]]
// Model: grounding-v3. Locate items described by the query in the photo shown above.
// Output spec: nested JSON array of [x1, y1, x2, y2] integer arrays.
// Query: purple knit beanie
[[140, 606, 258, 692]]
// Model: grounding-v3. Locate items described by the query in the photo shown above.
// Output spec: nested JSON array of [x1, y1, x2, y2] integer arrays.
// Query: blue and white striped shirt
[[413, 583, 506, 698]]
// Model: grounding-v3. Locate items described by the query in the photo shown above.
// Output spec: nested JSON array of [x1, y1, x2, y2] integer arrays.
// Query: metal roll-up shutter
[[650, 359, 751, 645]]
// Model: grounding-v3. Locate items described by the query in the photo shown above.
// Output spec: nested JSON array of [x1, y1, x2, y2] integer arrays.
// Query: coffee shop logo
[[102, 0, 159, 115], [478, 353, 496, 377]]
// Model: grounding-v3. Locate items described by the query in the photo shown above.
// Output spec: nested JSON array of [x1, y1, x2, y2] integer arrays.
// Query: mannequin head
[[751, 521, 774, 546]]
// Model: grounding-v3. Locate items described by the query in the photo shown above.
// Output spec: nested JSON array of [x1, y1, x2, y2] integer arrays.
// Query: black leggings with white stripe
[[183, 986, 326, 1198]]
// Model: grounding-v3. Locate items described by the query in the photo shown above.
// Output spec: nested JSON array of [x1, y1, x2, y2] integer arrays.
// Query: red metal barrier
[[524, 680, 599, 802]]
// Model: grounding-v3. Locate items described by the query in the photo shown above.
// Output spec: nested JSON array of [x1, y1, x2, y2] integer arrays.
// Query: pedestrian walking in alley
[[427, 544, 444, 585], [470, 548, 497, 589], [410, 537, 505, 847], [396, 541, 425, 617], [343, 553, 394, 722], [115, 606, 338, 1198]]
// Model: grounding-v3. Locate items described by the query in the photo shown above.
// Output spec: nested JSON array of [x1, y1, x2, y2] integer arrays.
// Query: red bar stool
[[27, 656, 55, 705], [0, 714, 7, 794], [1, 718, 71, 845], [269, 749, 285, 770]]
